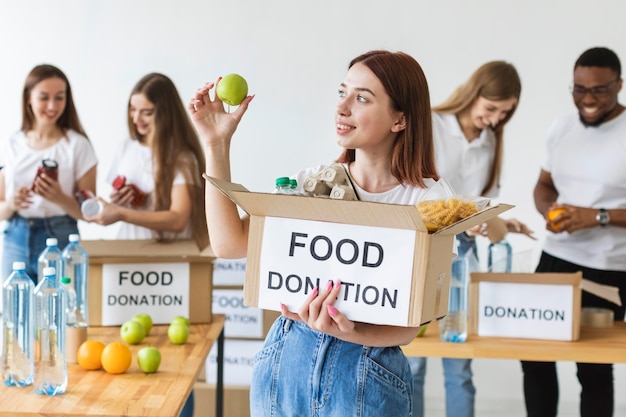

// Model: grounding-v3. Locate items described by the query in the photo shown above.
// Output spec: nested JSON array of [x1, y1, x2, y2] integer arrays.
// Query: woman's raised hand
[[187, 78, 254, 147]]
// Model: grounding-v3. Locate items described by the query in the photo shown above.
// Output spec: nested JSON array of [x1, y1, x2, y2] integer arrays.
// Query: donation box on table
[[468, 272, 582, 341], [82, 239, 215, 326]]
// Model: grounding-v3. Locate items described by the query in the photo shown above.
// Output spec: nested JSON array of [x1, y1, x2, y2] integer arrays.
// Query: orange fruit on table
[[101, 341, 132, 374], [77, 340, 106, 370]]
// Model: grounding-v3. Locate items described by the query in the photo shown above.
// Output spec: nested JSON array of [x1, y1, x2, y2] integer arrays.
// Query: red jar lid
[[112, 175, 126, 190]]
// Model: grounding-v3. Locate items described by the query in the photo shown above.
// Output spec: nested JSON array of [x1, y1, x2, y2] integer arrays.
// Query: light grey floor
[[421, 357, 626, 417]]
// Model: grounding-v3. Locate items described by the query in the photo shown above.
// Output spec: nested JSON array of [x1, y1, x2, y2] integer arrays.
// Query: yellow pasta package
[[417, 198, 479, 232]]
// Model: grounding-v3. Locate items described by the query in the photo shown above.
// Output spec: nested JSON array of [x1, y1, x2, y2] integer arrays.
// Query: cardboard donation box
[[82, 239, 215, 326], [206, 176, 512, 327], [469, 272, 583, 341]]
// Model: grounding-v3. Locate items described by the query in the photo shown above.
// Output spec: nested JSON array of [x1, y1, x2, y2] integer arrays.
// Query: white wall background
[[1, 1, 625, 415]]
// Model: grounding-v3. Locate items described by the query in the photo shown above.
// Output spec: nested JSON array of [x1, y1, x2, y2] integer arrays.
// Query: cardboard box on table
[[212, 287, 280, 338], [82, 239, 215, 326], [193, 382, 250, 417], [206, 176, 513, 327], [469, 272, 620, 341]]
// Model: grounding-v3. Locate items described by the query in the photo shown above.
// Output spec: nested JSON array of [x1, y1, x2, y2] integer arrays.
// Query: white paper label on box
[[258, 217, 416, 326], [101, 262, 190, 326], [477, 282, 574, 340], [206, 339, 264, 386], [213, 258, 247, 286], [213, 289, 264, 338]]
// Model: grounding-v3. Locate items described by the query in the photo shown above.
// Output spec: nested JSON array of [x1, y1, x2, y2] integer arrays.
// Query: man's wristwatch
[[596, 208, 610, 227]]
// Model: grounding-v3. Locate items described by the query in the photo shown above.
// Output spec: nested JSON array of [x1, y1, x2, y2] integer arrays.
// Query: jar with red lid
[[111, 175, 147, 208]]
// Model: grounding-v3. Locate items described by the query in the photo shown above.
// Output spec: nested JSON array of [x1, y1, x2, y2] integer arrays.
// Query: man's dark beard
[[579, 106, 616, 127]]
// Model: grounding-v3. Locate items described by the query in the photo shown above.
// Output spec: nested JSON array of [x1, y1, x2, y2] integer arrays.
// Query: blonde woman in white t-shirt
[[409, 61, 534, 417]]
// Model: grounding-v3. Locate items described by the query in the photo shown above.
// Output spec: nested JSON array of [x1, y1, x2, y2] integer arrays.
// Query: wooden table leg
[[216, 327, 225, 417]]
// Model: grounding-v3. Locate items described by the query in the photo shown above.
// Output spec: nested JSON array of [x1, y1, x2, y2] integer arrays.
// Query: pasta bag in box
[[417, 179, 490, 232]]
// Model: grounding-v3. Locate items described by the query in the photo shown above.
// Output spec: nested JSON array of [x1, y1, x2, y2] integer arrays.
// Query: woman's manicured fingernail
[[325, 280, 333, 292], [327, 305, 338, 316]]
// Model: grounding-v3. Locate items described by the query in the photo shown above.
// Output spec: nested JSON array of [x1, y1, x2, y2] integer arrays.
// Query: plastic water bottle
[[60, 277, 78, 326], [488, 238, 513, 272], [1, 262, 35, 387], [33, 267, 67, 396], [273, 177, 292, 194], [37, 238, 63, 283], [440, 240, 476, 343], [61, 234, 89, 326]]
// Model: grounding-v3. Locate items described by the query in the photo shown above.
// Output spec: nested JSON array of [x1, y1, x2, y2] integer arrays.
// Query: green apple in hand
[[168, 323, 190, 344], [132, 313, 153, 336], [120, 319, 146, 345], [216, 73, 248, 106], [137, 347, 161, 373]]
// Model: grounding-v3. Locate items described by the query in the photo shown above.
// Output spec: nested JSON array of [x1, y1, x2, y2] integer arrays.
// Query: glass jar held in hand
[[112, 175, 148, 208], [31, 158, 58, 191]]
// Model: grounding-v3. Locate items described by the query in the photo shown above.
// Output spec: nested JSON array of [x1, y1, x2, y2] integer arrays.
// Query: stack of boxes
[[194, 258, 279, 417]]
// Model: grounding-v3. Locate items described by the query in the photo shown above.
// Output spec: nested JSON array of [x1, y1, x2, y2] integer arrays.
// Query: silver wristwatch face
[[596, 209, 610, 226]]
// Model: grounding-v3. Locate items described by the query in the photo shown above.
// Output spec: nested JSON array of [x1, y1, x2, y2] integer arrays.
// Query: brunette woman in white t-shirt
[[86, 73, 208, 251], [85, 73, 208, 417], [0, 64, 97, 282]]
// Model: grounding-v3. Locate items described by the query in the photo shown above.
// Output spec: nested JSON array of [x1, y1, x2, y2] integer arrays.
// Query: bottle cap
[[289, 179, 298, 187], [61, 277, 71, 285], [43, 267, 56, 277], [12, 261, 26, 270], [81, 199, 103, 217], [46, 237, 58, 246], [275, 177, 290, 187], [69, 234, 80, 242]]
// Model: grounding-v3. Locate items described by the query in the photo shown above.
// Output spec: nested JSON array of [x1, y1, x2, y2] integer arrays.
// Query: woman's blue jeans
[[250, 316, 413, 417], [2, 213, 78, 283]]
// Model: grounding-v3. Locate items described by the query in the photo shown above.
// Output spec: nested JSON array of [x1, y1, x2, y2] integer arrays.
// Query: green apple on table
[[167, 316, 190, 344], [170, 315, 190, 327], [137, 347, 162, 373], [132, 313, 153, 336], [216, 73, 248, 106], [120, 319, 146, 345]]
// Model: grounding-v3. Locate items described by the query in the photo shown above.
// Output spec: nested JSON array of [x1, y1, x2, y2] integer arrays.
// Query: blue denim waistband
[[10, 213, 76, 228]]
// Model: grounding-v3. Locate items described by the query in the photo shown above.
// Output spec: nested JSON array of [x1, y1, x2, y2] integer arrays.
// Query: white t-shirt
[[106, 137, 190, 240], [293, 164, 436, 205], [0, 129, 97, 218], [432, 112, 498, 197], [542, 111, 626, 271]]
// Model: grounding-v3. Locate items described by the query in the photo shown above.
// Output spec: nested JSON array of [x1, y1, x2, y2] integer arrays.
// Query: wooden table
[[402, 321, 626, 364], [0, 315, 226, 417]]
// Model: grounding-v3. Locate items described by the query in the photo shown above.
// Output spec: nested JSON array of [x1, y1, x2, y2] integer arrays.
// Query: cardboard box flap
[[471, 272, 582, 286], [206, 175, 428, 230], [437, 203, 515, 236], [471, 273, 620, 305], [82, 239, 215, 260], [206, 176, 515, 234], [582, 278, 622, 306]]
